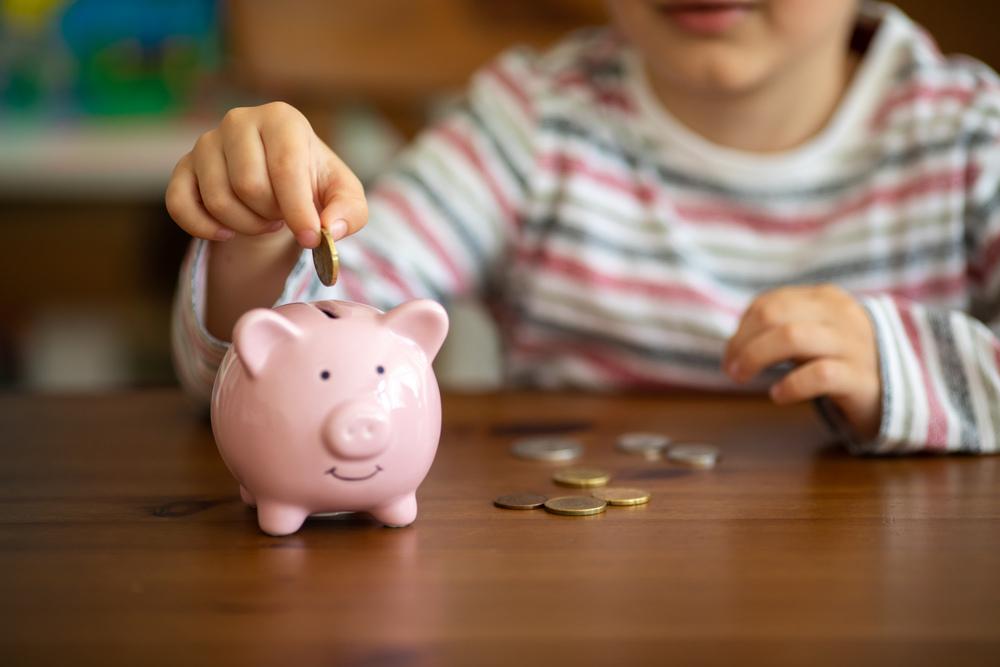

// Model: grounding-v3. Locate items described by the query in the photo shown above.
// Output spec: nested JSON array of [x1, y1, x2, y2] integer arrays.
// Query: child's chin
[[650, 46, 777, 96]]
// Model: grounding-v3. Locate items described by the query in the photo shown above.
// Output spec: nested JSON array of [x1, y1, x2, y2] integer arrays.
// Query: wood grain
[[0, 389, 998, 666]]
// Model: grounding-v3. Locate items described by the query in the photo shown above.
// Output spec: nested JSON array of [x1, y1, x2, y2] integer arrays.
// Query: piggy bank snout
[[324, 400, 392, 460]]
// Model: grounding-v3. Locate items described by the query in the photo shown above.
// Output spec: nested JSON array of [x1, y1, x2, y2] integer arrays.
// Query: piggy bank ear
[[233, 308, 302, 378], [384, 300, 450, 361]]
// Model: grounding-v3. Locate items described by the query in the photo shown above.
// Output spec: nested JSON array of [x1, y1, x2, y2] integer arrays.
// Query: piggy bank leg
[[256, 501, 309, 536], [239, 485, 256, 507], [371, 493, 417, 528]]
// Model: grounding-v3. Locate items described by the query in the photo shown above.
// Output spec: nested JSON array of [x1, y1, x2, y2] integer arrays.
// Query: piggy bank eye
[[320, 370, 331, 381], [376, 365, 385, 375]]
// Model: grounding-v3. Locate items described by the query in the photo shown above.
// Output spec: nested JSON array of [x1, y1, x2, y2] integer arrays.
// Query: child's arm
[[169, 50, 540, 404], [847, 293, 1000, 455], [725, 128, 1000, 455], [724, 272, 1000, 455], [166, 102, 369, 340], [847, 146, 1000, 454], [840, 89, 1000, 455]]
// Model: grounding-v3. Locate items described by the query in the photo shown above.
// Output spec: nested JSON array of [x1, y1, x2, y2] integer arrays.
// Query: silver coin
[[616, 432, 671, 455], [510, 437, 583, 462], [667, 443, 720, 468]]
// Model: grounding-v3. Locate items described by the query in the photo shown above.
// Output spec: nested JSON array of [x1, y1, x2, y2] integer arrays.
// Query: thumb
[[317, 155, 369, 241]]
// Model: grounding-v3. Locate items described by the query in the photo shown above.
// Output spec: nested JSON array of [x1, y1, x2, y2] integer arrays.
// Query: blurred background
[[0, 0, 997, 392]]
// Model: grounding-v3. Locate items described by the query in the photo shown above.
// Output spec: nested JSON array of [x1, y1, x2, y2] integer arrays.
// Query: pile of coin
[[494, 465, 652, 517], [497, 431, 720, 518]]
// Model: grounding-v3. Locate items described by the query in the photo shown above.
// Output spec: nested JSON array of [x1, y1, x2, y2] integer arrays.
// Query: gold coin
[[311, 227, 340, 286], [494, 493, 547, 510], [543, 496, 607, 516], [552, 467, 611, 488], [591, 487, 651, 506]]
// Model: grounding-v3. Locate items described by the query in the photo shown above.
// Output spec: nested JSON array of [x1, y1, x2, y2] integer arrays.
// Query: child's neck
[[649, 38, 859, 154]]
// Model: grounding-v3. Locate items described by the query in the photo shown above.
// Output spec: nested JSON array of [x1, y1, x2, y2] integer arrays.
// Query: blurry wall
[[0, 0, 997, 391], [0, 0, 603, 391], [0, 0, 223, 390], [899, 0, 1000, 67]]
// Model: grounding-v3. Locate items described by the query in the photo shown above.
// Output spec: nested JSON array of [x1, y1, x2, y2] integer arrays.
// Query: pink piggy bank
[[210, 299, 449, 536]]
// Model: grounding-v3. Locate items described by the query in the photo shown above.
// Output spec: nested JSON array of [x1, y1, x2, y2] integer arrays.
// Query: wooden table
[[1, 390, 998, 666]]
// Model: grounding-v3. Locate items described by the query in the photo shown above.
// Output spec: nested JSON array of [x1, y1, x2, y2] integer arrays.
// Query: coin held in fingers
[[312, 227, 340, 286]]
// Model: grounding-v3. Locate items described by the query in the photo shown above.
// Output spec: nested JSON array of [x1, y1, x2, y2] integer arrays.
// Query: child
[[166, 1, 1000, 455]]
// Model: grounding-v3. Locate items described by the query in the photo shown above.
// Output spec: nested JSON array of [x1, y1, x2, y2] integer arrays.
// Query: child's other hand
[[723, 285, 882, 439], [166, 102, 368, 249]]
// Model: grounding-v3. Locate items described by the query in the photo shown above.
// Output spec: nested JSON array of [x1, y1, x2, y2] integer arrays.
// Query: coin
[[667, 443, 720, 469], [494, 493, 547, 510], [312, 227, 340, 286], [552, 466, 611, 488], [616, 432, 671, 455], [543, 496, 607, 516], [591, 487, 651, 506], [510, 437, 583, 462]]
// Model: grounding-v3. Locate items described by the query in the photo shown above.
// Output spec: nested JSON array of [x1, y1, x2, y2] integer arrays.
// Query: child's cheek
[[765, 0, 859, 48]]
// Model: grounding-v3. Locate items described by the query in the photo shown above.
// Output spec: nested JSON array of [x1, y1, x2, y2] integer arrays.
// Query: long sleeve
[[171, 48, 541, 403], [834, 91, 1000, 455], [170, 240, 226, 406], [854, 291, 1000, 454], [170, 239, 319, 405]]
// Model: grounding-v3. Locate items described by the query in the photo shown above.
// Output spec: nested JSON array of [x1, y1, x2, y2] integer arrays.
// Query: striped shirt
[[173, 2, 1000, 455]]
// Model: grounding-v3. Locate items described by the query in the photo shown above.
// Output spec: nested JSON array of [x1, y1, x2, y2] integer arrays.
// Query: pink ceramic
[[210, 299, 449, 536]]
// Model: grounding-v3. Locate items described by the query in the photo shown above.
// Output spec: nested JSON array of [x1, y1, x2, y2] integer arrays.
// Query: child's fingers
[[726, 321, 840, 383], [192, 131, 274, 236], [259, 114, 322, 248], [768, 358, 854, 405], [724, 292, 795, 370], [724, 288, 840, 370], [220, 111, 283, 221], [770, 355, 882, 439], [165, 154, 235, 241], [319, 153, 369, 240]]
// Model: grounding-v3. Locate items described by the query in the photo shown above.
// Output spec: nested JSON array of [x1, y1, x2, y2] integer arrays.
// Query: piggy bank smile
[[326, 464, 384, 482]]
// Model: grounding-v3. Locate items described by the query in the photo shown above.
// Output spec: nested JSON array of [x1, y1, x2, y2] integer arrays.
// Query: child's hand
[[723, 285, 882, 439], [166, 102, 368, 249]]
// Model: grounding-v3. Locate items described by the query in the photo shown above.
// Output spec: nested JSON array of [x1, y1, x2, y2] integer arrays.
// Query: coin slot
[[319, 308, 339, 319]]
